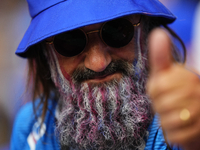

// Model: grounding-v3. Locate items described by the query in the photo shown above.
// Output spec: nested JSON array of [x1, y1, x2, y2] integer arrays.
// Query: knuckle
[[167, 132, 186, 144]]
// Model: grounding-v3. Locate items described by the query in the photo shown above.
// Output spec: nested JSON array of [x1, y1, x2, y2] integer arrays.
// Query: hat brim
[[16, 0, 176, 57]]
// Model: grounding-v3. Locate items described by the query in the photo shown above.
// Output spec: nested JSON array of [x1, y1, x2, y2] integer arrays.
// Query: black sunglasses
[[46, 17, 141, 57]]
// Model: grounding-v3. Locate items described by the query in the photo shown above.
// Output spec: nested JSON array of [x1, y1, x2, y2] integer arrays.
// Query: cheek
[[111, 40, 135, 62], [55, 52, 81, 78]]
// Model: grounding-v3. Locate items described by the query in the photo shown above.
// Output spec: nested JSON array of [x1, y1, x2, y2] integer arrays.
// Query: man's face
[[46, 15, 152, 150], [52, 15, 141, 84]]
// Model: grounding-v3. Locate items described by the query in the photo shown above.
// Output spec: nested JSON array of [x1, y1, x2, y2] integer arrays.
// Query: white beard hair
[[44, 26, 153, 150]]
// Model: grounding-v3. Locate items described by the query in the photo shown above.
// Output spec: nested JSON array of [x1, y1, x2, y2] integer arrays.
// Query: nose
[[84, 37, 112, 72]]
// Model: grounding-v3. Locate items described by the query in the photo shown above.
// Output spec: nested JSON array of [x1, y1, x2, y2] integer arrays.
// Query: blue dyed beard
[[46, 39, 153, 149], [56, 72, 152, 150]]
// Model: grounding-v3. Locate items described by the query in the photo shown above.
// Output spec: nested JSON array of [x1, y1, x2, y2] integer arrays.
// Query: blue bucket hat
[[16, 0, 176, 58]]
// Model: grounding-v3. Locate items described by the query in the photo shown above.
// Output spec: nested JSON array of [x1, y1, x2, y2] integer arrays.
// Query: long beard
[[57, 75, 152, 150], [45, 27, 153, 149]]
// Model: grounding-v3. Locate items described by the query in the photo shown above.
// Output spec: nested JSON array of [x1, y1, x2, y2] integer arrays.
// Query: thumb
[[148, 28, 173, 74]]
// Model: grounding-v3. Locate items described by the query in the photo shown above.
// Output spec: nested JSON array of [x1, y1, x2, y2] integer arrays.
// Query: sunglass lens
[[101, 18, 134, 48], [54, 29, 86, 57]]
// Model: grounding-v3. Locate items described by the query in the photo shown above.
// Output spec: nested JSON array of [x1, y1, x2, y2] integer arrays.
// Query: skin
[[47, 16, 200, 149], [51, 15, 141, 84], [147, 28, 200, 150]]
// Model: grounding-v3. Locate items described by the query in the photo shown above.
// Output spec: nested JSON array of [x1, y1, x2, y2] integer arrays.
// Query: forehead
[[45, 14, 142, 41], [81, 14, 141, 32]]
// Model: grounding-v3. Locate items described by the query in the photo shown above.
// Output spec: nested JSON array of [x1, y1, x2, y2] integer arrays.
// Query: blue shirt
[[10, 100, 182, 150]]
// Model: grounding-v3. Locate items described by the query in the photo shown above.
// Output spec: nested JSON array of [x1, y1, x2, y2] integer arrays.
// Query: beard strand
[[56, 75, 152, 150], [45, 43, 153, 150]]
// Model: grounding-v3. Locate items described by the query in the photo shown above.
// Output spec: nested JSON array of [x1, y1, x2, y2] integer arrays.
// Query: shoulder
[[10, 99, 58, 150], [10, 102, 37, 150], [12, 98, 57, 131], [12, 102, 36, 135]]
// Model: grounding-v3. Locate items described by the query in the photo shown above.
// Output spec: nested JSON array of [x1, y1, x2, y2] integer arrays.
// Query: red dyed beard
[[45, 44, 153, 149], [51, 61, 153, 150]]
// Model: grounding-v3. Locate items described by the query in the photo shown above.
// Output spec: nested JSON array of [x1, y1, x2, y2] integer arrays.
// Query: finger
[[153, 88, 190, 114], [147, 65, 185, 100], [160, 107, 196, 131], [166, 118, 200, 145], [148, 28, 173, 75]]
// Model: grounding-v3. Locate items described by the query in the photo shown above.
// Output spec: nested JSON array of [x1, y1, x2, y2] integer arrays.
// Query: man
[[11, 0, 200, 150]]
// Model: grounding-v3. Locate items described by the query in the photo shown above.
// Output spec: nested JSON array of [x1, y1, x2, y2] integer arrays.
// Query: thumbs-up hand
[[147, 28, 200, 149]]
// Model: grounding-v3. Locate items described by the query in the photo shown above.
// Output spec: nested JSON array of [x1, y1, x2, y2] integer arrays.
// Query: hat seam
[[17, 11, 175, 51], [32, 0, 67, 19]]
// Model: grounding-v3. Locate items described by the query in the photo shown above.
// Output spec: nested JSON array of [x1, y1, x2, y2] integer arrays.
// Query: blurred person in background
[[10, 0, 200, 150]]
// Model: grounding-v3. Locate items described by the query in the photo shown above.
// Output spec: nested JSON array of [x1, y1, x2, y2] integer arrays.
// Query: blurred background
[[160, 0, 200, 72], [0, 0, 30, 149], [0, 0, 199, 149]]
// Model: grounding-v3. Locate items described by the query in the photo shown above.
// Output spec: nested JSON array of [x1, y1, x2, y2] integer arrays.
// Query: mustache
[[71, 60, 135, 83]]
